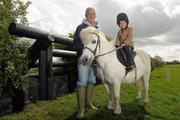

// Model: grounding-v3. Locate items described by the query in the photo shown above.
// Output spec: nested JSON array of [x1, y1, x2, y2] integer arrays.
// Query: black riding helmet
[[116, 13, 129, 26]]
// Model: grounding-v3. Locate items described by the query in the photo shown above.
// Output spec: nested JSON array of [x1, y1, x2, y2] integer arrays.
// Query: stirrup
[[126, 66, 134, 71]]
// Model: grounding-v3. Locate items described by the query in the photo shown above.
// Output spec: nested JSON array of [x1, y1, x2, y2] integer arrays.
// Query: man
[[73, 7, 98, 119]]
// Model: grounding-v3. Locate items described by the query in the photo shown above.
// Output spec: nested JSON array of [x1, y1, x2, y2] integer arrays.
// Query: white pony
[[79, 27, 151, 114]]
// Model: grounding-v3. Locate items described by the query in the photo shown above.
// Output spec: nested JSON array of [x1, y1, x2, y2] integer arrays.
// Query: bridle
[[83, 32, 124, 59], [83, 32, 101, 57]]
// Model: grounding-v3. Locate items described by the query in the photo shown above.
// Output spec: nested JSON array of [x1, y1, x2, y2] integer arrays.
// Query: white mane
[[80, 27, 106, 42]]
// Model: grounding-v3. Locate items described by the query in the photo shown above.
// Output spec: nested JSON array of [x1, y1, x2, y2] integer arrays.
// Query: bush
[[0, 0, 31, 96]]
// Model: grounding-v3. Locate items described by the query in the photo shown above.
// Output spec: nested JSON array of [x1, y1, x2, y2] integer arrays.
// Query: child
[[115, 13, 135, 70]]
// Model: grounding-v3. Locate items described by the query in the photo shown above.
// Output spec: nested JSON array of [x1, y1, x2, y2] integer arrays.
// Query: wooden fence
[[8, 22, 77, 100]]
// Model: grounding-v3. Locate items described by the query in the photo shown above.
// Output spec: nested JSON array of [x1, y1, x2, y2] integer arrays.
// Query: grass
[[0, 65, 180, 120]]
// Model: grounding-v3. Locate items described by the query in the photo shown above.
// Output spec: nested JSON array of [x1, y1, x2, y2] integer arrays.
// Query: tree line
[[151, 55, 180, 71]]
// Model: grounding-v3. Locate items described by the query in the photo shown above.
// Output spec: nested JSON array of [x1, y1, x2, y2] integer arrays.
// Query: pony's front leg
[[103, 83, 114, 110], [143, 75, 150, 103], [136, 78, 143, 99], [113, 81, 121, 114]]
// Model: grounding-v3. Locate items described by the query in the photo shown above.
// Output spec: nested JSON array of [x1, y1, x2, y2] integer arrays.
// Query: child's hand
[[121, 43, 126, 46], [114, 45, 119, 48]]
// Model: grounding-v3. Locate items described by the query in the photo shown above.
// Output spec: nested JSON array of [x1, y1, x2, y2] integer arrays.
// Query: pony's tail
[[135, 49, 151, 74]]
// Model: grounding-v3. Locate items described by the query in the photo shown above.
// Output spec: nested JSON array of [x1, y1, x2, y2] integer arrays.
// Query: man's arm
[[73, 25, 84, 56]]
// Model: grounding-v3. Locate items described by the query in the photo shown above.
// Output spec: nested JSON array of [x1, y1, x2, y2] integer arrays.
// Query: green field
[[0, 65, 180, 120]]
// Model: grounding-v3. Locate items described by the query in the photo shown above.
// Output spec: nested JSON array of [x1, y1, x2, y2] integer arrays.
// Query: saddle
[[116, 48, 136, 67]]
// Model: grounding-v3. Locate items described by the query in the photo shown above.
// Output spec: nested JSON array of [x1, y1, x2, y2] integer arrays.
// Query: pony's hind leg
[[112, 81, 121, 114], [103, 83, 114, 110], [135, 77, 143, 99], [143, 74, 150, 103]]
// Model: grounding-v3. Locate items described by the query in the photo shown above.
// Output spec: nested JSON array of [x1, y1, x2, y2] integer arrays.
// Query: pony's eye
[[92, 40, 96, 44]]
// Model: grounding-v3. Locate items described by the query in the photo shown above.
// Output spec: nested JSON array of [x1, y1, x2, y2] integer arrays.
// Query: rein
[[95, 45, 124, 59], [83, 32, 124, 59]]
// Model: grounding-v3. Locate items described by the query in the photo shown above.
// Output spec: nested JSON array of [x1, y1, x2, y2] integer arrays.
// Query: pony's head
[[79, 27, 106, 65]]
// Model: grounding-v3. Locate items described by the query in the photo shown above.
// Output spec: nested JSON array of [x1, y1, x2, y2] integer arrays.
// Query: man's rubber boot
[[76, 85, 86, 119], [85, 84, 97, 110]]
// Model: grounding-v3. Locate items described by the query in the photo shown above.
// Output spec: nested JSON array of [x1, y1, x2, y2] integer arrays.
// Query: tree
[[68, 32, 74, 39], [105, 35, 113, 41], [0, 0, 31, 98], [154, 55, 163, 62]]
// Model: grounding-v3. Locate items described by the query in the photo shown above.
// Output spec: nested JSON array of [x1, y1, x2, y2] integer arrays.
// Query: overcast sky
[[25, 0, 180, 61]]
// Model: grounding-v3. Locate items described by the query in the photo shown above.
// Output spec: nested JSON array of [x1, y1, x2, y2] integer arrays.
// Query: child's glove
[[121, 43, 126, 47], [114, 45, 119, 48]]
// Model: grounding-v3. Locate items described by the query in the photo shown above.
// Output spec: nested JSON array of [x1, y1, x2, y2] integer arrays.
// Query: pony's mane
[[80, 27, 106, 42]]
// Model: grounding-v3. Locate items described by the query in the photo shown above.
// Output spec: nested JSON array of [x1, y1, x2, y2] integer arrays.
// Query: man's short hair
[[85, 7, 96, 17]]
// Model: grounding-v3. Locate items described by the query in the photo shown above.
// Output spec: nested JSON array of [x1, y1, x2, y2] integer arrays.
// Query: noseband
[[83, 32, 124, 60]]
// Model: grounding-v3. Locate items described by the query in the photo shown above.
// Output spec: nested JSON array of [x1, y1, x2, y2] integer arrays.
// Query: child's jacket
[[115, 27, 134, 48]]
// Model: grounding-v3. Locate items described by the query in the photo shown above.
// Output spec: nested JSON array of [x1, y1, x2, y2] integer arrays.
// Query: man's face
[[86, 9, 96, 24]]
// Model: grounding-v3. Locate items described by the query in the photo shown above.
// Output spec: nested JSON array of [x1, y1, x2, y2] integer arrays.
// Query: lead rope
[[95, 44, 125, 59]]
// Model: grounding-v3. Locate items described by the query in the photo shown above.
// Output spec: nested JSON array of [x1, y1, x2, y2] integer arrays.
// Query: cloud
[[143, 45, 180, 61], [25, 0, 180, 61], [93, 0, 180, 61], [95, 0, 180, 40], [95, 0, 129, 38], [131, 1, 180, 39], [27, 0, 98, 36]]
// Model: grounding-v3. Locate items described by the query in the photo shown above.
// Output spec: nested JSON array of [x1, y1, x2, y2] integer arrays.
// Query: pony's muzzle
[[80, 55, 91, 65], [82, 56, 88, 65]]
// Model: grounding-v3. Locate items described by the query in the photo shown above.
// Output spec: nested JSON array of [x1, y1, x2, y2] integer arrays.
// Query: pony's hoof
[[107, 104, 114, 110], [113, 110, 121, 114], [76, 112, 84, 119], [143, 98, 150, 103], [107, 106, 114, 110], [76, 109, 85, 119], [113, 107, 122, 114], [136, 95, 142, 99]]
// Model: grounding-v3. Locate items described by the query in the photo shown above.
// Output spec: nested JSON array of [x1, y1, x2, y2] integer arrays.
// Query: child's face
[[119, 20, 127, 29]]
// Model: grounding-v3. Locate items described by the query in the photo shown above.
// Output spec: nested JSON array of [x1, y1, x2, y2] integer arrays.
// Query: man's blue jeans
[[76, 60, 96, 87]]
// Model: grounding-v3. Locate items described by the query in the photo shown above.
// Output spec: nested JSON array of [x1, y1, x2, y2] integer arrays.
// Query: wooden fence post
[[39, 50, 47, 100], [46, 44, 56, 100]]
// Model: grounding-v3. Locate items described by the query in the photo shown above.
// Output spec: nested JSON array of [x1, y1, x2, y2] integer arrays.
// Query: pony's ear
[[94, 29, 100, 34]]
